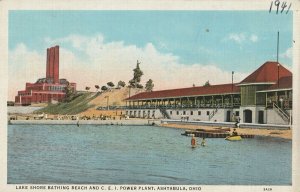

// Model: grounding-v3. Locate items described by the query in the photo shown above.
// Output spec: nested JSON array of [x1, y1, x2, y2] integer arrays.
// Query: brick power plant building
[[15, 46, 76, 105]]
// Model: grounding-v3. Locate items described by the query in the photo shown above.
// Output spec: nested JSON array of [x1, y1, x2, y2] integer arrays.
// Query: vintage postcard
[[0, 0, 299, 192]]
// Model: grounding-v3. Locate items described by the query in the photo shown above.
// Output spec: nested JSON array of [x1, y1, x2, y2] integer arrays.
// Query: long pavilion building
[[125, 61, 292, 125]]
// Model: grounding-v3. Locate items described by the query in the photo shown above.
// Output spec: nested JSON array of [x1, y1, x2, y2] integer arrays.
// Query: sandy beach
[[8, 108, 292, 140], [160, 123, 292, 140]]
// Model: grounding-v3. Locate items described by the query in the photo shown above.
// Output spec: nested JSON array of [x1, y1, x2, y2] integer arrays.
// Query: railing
[[159, 107, 171, 119], [125, 103, 241, 110], [96, 103, 242, 111], [267, 100, 292, 110], [208, 107, 218, 120], [273, 102, 290, 123]]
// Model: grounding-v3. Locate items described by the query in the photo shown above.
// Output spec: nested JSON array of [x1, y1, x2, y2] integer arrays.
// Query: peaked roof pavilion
[[126, 61, 292, 101], [238, 61, 292, 85]]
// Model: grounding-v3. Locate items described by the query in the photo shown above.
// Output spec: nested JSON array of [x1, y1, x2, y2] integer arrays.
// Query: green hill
[[36, 87, 143, 115], [36, 92, 99, 115]]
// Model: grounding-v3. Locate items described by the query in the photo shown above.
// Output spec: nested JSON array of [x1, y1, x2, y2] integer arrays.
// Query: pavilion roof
[[239, 61, 292, 85], [126, 83, 240, 101]]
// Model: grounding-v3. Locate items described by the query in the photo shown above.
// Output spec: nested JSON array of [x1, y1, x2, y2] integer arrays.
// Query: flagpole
[[277, 31, 279, 63], [231, 71, 234, 92], [277, 31, 280, 88]]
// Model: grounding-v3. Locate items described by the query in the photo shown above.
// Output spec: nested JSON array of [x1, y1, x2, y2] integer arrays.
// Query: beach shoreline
[[8, 117, 292, 140], [160, 123, 292, 140]]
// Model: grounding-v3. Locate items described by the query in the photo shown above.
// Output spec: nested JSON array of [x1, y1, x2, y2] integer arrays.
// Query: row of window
[[48, 86, 65, 91], [170, 110, 209, 116], [18, 93, 31, 96], [169, 110, 240, 116], [126, 110, 156, 117]]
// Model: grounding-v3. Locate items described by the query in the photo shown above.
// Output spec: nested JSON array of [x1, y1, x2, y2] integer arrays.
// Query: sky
[[8, 11, 293, 100]]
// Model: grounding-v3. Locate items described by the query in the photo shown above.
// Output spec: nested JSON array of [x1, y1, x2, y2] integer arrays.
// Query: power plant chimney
[[46, 45, 59, 83]]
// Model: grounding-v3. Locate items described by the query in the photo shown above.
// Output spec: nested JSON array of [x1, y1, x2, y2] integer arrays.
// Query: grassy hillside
[[36, 87, 144, 115], [36, 92, 99, 115]]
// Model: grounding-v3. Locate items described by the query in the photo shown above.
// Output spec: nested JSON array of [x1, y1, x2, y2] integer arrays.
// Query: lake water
[[8, 124, 291, 185]]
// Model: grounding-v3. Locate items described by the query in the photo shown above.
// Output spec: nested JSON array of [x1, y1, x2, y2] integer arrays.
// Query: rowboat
[[225, 135, 242, 141]]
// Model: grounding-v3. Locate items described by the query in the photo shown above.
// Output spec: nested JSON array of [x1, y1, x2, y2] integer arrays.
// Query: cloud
[[8, 34, 248, 101], [228, 33, 246, 44], [226, 33, 258, 44], [280, 47, 292, 59], [8, 43, 45, 101]]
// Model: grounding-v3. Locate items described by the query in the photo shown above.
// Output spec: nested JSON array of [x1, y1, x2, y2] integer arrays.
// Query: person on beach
[[201, 137, 206, 146], [232, 128, 238, 136], [234, 121, 238, 128], [191, 135, 197, 148], [234, 116, 240, 128]]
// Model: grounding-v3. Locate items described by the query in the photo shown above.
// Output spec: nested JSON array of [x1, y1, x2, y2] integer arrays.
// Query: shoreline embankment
[[8, 119, 160, 126]]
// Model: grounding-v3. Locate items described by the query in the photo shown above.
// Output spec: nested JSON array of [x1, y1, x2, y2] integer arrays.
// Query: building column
[[265, 92, 268, 108], [221, 95, 224, 108], [284, 91, 288, 109]]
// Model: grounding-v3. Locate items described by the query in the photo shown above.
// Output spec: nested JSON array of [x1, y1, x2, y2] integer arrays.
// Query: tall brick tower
[[14, 45, 76, 105], [46, 45, 59, 83]]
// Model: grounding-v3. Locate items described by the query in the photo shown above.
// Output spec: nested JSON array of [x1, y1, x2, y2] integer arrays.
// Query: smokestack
[[46, 48, 50, 79], [45, 46, 60, 83], [53, 46, 59, 83]]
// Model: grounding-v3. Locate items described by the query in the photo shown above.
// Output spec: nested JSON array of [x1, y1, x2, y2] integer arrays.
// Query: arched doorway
[[258, 111, 264, 124], [243, 109, 252, 123], [226, 111, 231, 122]]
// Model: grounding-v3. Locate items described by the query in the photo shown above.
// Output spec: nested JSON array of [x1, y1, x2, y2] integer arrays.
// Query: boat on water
[[225, 135, 242, 141]]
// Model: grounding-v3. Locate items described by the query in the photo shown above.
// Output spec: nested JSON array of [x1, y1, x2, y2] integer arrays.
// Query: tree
[[95, 85, 100, 92], [203, 80, 211, 86], [101, 86, 108, 91], [107, 82, 115, 88], [136, 84, 144, 89], [129, 60, 143, 88], [145, 79, 154, 92], [117, 80, 126, 88], [64, 81, 74, 101], [85, 86, 90, 91]]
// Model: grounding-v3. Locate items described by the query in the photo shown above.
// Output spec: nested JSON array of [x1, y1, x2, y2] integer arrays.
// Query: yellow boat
[[225, 135, 242, 141]]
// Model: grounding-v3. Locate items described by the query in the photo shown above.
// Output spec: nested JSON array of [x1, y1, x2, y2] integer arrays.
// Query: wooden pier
[[181, 130, 254, 139]]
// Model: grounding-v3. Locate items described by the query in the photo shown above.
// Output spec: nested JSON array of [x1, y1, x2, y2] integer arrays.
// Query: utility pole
[[105, 96, 109, 110], [231, 71, 234, 92], [231, 71, 234, 109]]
